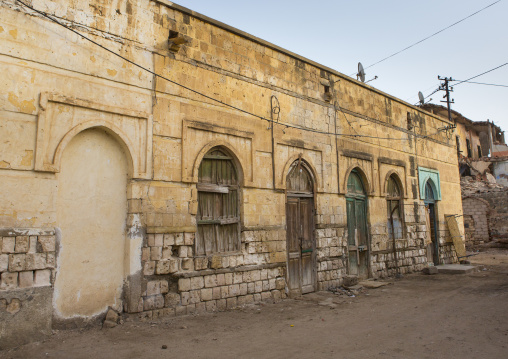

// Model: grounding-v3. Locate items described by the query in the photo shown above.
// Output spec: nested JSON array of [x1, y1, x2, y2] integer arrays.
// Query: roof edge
[[154, 0, 451, 124]]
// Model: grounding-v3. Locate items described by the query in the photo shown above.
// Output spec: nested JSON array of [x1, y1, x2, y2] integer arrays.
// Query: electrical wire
[[15, 0, 446, 143], [452, 62, 508, 86], [351, 0, 502, 75], [451, 80, 508, 88]]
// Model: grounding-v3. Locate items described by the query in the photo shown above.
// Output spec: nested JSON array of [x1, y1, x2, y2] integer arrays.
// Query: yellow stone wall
[[0, 0, 464, 327]]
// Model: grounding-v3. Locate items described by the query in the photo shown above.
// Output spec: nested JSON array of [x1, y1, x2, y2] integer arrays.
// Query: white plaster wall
[[54, 128, 128, 318], [493, 161, 508, 187]]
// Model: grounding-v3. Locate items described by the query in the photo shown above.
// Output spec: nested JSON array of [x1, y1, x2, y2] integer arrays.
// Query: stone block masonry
[[136, 230, 288, 319], [0, 229, 56, 291]]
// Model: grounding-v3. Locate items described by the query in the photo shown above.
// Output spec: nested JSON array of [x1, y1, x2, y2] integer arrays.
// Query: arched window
[[387, 175, 402, 240], [196, 148, 240, 255]]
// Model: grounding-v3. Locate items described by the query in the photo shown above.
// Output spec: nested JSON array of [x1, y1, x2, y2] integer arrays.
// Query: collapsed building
[[421, 104, 508, 249], [0, 0, 464, 348]]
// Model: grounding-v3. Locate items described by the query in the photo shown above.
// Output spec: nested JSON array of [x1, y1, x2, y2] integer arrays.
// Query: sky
[[175, 0, 508, 131]]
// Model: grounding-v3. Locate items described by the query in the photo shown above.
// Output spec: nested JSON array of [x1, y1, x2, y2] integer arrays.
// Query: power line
[[451, 80, 508, 88], [16, 0, 446, 143], [355, 1, 502, 74], [453, 63, 508, 86]]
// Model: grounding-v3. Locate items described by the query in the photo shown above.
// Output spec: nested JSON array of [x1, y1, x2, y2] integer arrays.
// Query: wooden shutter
[[196, 149, 240, 256]]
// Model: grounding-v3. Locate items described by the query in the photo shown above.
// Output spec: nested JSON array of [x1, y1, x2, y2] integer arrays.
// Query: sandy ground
[[2, 249, 508, 359]]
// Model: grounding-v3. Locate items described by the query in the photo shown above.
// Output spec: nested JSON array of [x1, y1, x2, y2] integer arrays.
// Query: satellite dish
[[357, 62, 366, 82], [418, 91, 425, 105]]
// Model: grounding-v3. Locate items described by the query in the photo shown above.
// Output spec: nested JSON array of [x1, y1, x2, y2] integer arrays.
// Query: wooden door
[[286, 197, 315, 296], [347, 197, 369, 278], [428, 203, 439, 264]]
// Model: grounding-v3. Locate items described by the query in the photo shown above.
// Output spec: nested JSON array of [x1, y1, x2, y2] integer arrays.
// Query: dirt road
[[2, 249, 508, 359]]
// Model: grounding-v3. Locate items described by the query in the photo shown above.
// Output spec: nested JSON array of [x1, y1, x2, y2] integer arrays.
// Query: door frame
[[345, 170, 371, 279], [285, 159, 317, 296]]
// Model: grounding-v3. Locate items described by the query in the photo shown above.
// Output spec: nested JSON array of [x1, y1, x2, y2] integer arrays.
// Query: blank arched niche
[[35, 93, 152, 179]]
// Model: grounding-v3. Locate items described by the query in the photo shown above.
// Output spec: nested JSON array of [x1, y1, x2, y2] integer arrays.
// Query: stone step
[[435, 264, 478, 274]]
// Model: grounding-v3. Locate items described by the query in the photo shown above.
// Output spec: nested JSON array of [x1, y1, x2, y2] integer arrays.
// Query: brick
[[2, 237, 15, 253], [0, 272, 18, 290], [15, 236, 29, 253], [0, 254, 8, 272], [201, 288, 213, 301], [25, 253, 47, 270], [175, 233, 184, 246], [184, 232, 194, 245], [254, 280, 263, 293], [46, 253, 55, 268], [143, 261, 155, 275], [19, 271, 34, 288], [181, 258, 194, 270], [165, 293, 180, 307], [154, 234, 164, 247], [216, 273, 225, 286], [178, 246, 188, 258], [189, 290, 201, 304], [204, 274, 217, 288], [181, 292, 190, 305], [229, 284, 240, 297], [195, 257, 209, 270], [217, 299, 227, 311], [9, 254, 26, 271], [226, 297, 237, 309], [175, 305, 187, 316], [233, 272, 243, 284], [37, 236, 56, 252], [147, 280, 162, 295], [220, 286, 229, 299], [240, 283, 248, 295], [34, 269, 51, 286], [141, 247, 150, 261], [147, 234, 155, 246], [151, 247, 162, 260], [190, 276, 204, 290], [162, 247, 173, 259], [206, 300, 217, 312], [164, 233, 175, 246], [212, 287, 221, 300], [225, 273, 233, 285], [261, 292, 272, 301], [178, 278, 191, 291]]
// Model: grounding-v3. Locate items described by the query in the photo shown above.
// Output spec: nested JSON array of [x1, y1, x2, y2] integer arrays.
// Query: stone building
[[0, 0, 464, 347]]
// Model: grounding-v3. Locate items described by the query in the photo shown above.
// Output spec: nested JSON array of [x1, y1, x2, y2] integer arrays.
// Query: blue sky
[[176, 0, 508, 132]]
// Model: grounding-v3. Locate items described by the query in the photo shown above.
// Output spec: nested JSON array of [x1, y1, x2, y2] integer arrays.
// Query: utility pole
[[438, 76, 455, 124]]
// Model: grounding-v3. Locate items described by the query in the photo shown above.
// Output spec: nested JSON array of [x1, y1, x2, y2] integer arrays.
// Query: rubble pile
[[461, 175, 507, 196]]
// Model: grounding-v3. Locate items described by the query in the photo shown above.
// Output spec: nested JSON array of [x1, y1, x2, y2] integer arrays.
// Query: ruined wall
[[468, 191, 508, 242], [462, 197, 490, 247], [0, 0, 464, 345]]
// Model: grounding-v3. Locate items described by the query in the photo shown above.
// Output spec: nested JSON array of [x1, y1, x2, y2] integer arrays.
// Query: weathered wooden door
[[286, 161, 315, 296], [346, 171, 369, 279]]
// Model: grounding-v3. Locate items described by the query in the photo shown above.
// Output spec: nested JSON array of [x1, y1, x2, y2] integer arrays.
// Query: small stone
[[422, 266, 438, 275], [162, 345, 168, 349], [6, 298, 21, 314]]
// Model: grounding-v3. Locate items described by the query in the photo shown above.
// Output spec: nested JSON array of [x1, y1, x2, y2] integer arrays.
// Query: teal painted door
[[347, 197, 369, 278]]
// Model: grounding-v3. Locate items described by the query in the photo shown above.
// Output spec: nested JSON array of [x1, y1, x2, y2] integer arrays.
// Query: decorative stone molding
[[418, 167, 441, 200], [182, 120, 255, 186], [34, 93, 152, 180]]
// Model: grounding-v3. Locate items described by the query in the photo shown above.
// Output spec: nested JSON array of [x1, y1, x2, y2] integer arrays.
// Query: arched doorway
[[424, 181, 439, 265], [346, 170, 369, 278], [286, 160, 315, 296], [54, 128, 128, 319]]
